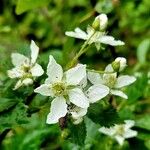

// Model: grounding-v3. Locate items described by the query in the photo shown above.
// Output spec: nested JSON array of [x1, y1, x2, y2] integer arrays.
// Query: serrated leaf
[[0, 102, 29, 132], [87, 103, 123, 127], [0, 98, 18, 113], [16, 0, 50, 15], [68, 121, 86, 146]]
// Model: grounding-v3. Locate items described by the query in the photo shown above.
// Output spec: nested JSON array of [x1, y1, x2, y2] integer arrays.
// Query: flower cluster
[[99, 120, 138, 145], [7, 13, 138, 145]]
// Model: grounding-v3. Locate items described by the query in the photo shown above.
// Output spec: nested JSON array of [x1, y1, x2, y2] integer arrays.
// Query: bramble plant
[[7, 13, 137, 144], [0, 1, 150, 149]]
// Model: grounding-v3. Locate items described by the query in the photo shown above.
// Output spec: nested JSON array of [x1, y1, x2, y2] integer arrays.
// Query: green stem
[[87, 69, 114, 74], [66, 31, 96, 69]]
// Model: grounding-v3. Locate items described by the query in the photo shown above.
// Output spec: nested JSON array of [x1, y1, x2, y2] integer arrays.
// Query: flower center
[[21, 64, 32, 79], [103, 74, 117, 88], [116, 125, 125, 136], [52, 82, 66, 96]]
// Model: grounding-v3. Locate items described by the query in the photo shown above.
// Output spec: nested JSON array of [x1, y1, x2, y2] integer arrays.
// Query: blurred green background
[[0, 0, 150, 150]]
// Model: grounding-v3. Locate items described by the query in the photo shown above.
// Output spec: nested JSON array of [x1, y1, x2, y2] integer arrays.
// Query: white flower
[[34, 55, 89, 124], [99, 120, 138, 145], [7, 40, 44, 90], [69, 105, 87, 124], [92, 14, 108, 30], [88, 64, 136, 99], [65, 14, 124, 50]]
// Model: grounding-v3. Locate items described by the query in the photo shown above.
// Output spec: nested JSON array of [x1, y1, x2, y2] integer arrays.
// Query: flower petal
[[11, 53, 29, 67], [86, 84, 109, 103], [22, 78, 33, 85], [110, 89, 128, 99], [7, 67, 23, 78], [46, 97, 67, 124], [34, 84, 53, 97], [115, 135, 125, 145], [68, 88, 89, 108], [65, 27, 87, 40], [87, 72, 103, 85], [99, 127, 115, 136], [66, 64, 86, 86], [123, 129, 137, 138], [30, 40, 39, 64], [104, 64, 114, 72], [13, 80, 23, 90], [70, 107, 87, 120], [115, 75, 136, 88], [124, 120, 135, 129], [46, 55, 63, 83], [31, 63, 44, 77], [97, 35, 125, 46]]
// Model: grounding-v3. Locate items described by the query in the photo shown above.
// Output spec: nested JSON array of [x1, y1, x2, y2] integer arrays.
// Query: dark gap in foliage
[[12, 6, 27, 22]]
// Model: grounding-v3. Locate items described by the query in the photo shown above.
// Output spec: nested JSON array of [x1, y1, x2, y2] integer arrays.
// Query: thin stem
[[66, 31, 96, 69], [87, 69, 114, 74]]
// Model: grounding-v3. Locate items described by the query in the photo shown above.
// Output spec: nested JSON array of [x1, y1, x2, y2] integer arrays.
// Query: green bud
[[112, 61, 120, 72]]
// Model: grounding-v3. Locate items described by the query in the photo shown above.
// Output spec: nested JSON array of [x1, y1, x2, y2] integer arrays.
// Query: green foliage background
[[0, 0, 150, 150]]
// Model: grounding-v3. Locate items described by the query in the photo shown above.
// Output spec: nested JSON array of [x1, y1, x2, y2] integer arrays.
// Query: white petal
[[86, 25, 95, 35], [7, 67, 23, 78], [68, 88, 89, 108], [22, 78, 33, 85], [86, 84, 109, 103], [104, 64, 114, 72], [30, 40, 39, 64], [115, 135, 125, 145], [99, 127, 115, 136], [31, 63, 44, 77], [124, 120, 135, 129], [115, 75, 136, 88], [78, 76, 87, 88], [13, 80, 23, 90], [123, 129, 137, 138], [66, 64, 86, 86], [73, 117, 83, 125], [34, 84, 53, 97], [11, 53, 29, 67], [46, 97, 67, 124], [71, 107, 87, 119], [87, 72, 103, 85], [65, 27, 87, 40], [110, 89, 128, 99], [97, 35, 125, 46], [46, 55, 63, 83]]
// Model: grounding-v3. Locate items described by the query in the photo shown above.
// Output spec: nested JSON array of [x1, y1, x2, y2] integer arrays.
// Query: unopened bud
[[112, 57, 127, 72], [92, 14, 108, 31]]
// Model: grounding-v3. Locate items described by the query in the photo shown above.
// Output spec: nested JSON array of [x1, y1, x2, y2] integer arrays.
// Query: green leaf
[[87, 103, 123, 127], [68, 121, 86, 146], [0, 102, 29, 132], [137, 39, 150, 65], [16, 0, 50, 15], [0, 98, 18, 113], [135, 115, 150, 131], [40, 50, 64, 65]]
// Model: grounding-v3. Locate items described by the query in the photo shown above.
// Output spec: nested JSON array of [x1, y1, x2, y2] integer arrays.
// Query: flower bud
[[112, 57, 127, 72], [92, 14, 108, 31]]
